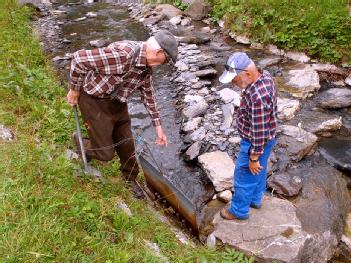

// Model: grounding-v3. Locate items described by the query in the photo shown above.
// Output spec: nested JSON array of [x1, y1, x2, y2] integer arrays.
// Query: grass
[[208, 0, 351, 64], [0, 1, 255, 262]]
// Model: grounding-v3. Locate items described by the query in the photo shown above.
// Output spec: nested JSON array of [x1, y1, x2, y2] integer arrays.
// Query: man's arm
[[139, 75, 167, 146]]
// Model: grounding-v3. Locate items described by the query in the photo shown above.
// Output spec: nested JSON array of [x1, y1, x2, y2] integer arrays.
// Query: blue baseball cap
[[219, 52, 253, 84]]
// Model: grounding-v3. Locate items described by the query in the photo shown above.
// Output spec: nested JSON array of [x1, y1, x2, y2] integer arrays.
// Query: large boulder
[[213, 195, 309, 263], [267, 172, 302, 197], [198, 151, 234, 191], [276, 66, 320, 99], [317, 88, 351, 109], [156, 4, 182, 19], [276, 125, 318, 162], [294, 163, 350, 262], [184, 0, 210, 21]]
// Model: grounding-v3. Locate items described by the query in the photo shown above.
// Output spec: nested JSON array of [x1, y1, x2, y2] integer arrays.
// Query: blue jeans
[[229, 138, 276, 219]]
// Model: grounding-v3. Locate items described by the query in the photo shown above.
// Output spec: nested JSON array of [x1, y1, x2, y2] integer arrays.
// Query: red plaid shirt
[[69, 41, 161, 126], [236, 70, 277, 155]]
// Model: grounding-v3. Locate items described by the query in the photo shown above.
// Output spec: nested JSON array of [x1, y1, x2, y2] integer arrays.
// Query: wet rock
[[277, 66, 320, 99], [184, 0, 210, 21], [285, 51, 310, 63], [277, 125, 318, 162], [181, 17, 192, 26], [220, 103, 235, 131], [116, 201, 132, 216], [198, 151, 235, 191], [311, 117, 343, 134], [267, 172, 302, 196], [144, 13, 166, 25], [86, 12, 97, 18], [206, 233, 216, 249], [319, 137, 351, 174], [317, 88, 351, 109], [0, 124, 14, 141], [74, 16, 87, 22], [182, 117, 202, 132], [218, 88, 240, 106], [156, 4, 182, 19], [277, 97, 300, 121], [295, 163, 350, 262], [217, 190, 232, 203], [89, 39, 107, 48], [182, 99, 209, 119], [258, 57, 282, 69], [213, 195, 309, 263], [194, 69, 217, 78], [131, 118, 151, 130], [267, 44, 285, 56], [184, 141, 202, 161], [188, 127, 206, 142], [169, 15, 182, 25]]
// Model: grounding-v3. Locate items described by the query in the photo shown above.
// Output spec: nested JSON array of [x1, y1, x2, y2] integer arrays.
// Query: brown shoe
[[72, 132, 92, 161], [220, 208, 248, 220]]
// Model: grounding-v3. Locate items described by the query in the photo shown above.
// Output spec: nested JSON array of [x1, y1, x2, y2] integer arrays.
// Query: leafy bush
[[209, 0, 351, 63]]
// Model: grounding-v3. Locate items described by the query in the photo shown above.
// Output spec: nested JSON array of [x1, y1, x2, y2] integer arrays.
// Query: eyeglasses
[[224, 64, 248, 73]]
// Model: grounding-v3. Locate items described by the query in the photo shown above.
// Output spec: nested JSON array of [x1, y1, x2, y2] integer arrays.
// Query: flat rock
[[235, 35, 250, 45], [184, 0, 210, 21], [184, 141, 202, 161], [182, 117, 202, 132], [218, 88, 241, 106], [0, 124, 14, 141], [258, 57, 282, 69], [156, 4, 182, 19], [188, 127, 206, 142], [74, 16, 87, 22], [198, 151, 234, 191], [169, 15, 182, 25], [311, 117, 343, 134], [277, 97, 300, 121], [267, 172, 302, 196], [213, 195, 309, 263], [285, 52, 310, 63], [276, 125, 318, 162], [317, 88, 351, 109], [182, 99, 208, 119], [276, 66, 320, 99], [175, 33, 210, 45], [194, 69, 217, 78]]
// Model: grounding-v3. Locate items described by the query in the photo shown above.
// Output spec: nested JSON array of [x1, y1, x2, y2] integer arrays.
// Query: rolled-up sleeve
[[139, 74, 161, 127], [250, 99, 271, 155]]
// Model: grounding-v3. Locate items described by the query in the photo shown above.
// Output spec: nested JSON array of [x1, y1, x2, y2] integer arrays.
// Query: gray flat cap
[[153, 30, 178, 63]]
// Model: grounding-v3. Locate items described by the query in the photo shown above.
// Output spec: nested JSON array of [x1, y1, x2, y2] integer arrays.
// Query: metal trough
[[138, 155, 199, 234]]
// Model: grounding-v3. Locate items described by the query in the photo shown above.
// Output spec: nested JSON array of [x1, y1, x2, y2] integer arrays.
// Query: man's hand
[[155, 125, 168, 146], [249, 154, 262, 175], [66, 89, 80, 106]]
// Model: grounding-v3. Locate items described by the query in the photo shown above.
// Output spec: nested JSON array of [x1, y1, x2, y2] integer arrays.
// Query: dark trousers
[[78, 91, 139, 181]]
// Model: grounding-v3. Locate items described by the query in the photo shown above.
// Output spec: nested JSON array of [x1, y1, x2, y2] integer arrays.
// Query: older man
[[219, 52, 277, 220], [66, 30, 178, 198]]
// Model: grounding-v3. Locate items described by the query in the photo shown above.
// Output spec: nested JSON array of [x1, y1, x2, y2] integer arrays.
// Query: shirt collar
[[135, 42, 147, 68]]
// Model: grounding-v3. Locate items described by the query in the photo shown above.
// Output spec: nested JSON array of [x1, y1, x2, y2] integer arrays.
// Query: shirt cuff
[[69, 83, 81, 92], [152, 118, 161, 127], [250, 146, 264, 155]]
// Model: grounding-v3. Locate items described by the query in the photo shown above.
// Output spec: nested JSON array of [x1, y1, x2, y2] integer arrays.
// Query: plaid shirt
[[236, 70, 277, 155], [69, 41, 161, 127]]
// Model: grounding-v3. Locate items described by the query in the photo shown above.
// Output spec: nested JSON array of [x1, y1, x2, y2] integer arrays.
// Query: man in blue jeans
[[218, 52, 277, 220]]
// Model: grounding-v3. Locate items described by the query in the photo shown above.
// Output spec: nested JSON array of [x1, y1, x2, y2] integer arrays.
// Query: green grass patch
[[0, 1, 255, 262], [209, 0, 351, 64]]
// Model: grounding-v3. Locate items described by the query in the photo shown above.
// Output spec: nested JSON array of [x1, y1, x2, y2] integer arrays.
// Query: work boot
[[128, 181, 145, 200], [72, 132, 92, 162], [220, 208, 249, 220]]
